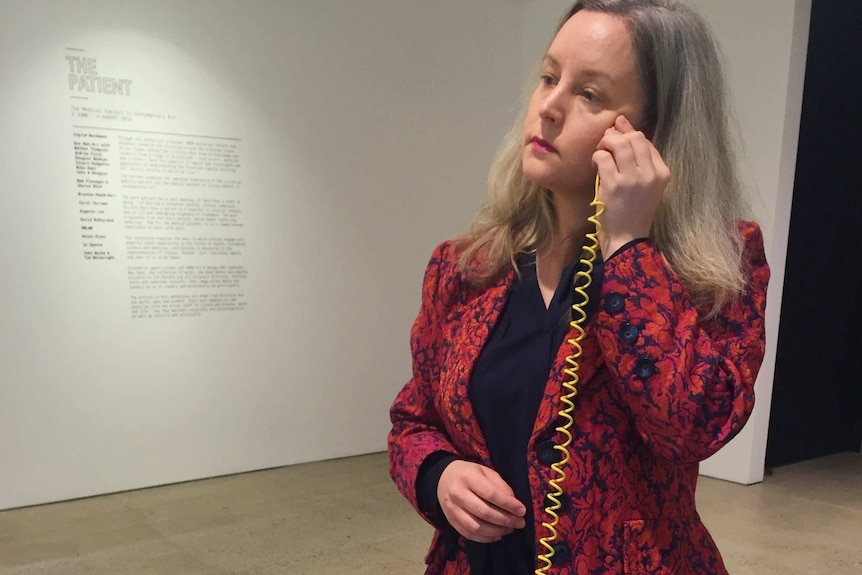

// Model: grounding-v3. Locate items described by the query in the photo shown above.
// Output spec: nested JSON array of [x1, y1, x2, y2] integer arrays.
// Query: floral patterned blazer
[[389, 221, 770, 575]]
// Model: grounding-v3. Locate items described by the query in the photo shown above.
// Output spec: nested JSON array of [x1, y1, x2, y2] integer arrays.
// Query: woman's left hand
[[592, 115, 671, 258]]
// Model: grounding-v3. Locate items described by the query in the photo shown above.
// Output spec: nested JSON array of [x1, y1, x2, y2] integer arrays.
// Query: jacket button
[[618, 322, 639, 345], [634, 357, 657, 379], [543, 492, 571, 515], [603, 292, 626, 315], [551, 542, 572, 565], [536, 440, 563, 466]]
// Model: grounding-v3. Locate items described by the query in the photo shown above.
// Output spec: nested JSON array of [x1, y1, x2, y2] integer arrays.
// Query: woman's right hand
[[437, 460, 527, 543]]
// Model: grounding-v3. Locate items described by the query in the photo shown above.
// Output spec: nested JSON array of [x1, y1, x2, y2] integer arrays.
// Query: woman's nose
[[539, 90, 563, 124]]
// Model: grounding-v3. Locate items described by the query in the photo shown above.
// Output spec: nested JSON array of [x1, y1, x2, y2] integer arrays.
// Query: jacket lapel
[[530, 323, 602, 441], [437, 270, 514, 466]]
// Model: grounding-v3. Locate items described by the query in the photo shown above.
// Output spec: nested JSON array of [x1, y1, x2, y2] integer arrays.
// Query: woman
[[388, 1, 769, 573]]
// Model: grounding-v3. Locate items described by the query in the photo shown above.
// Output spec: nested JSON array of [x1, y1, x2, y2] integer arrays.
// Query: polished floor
[[0, 452, 860, 574]]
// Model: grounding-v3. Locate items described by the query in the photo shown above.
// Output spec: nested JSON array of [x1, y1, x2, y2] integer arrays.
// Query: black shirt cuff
[[605, 237, 650, 261], [417, 451, 461, 522]]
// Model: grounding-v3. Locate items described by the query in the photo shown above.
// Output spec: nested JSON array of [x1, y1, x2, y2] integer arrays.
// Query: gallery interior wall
[[0, 0, 525, 510], [0, 0, 808, 509]]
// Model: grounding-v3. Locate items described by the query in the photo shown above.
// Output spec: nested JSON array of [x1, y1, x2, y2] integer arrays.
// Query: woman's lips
[[530, 137, 558, 154]]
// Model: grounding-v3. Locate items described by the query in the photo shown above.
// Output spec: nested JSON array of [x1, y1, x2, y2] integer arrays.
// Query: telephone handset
[[535, 173, 605, 574]]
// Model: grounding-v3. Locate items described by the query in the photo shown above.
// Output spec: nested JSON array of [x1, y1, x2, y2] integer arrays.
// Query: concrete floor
[[0, 452, 860, 574]]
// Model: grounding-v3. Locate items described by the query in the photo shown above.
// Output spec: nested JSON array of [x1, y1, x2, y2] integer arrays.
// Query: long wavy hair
[[455, 0, 750, 319]]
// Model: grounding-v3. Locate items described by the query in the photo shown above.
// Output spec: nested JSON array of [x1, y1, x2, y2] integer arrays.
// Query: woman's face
[[522, 10, 646, 198]]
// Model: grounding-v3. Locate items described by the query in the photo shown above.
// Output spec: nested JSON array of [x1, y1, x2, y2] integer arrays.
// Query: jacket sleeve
[[594, 221, 770, 463], [388, 241, 461, 521]]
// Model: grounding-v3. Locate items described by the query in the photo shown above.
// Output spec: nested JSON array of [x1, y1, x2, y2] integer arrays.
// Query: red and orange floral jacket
[[389, 222, 769, 574]]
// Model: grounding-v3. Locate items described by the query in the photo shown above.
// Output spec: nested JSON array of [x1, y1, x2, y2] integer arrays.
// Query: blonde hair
[[456, 0, 749, 319]]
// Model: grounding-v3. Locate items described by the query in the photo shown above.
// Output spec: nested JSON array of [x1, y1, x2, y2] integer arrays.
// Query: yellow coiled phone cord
[[535, 174, 605, 574]]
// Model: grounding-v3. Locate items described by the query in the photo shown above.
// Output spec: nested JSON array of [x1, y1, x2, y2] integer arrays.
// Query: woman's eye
[[580, 90, 600, 103], [540, 74, 557, 86]]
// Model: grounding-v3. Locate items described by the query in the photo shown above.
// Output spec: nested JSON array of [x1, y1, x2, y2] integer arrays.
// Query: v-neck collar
[[519, 250, 582, 316]]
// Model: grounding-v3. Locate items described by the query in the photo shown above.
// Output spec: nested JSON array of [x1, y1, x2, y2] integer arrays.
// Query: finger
[[465, 485, 526, 528], [592, 151, 617, 197], [614, 114, 636, 133], [457, 488, 513, 524], [476, 468, 527, 517], [463, 509, 516, 540], [594, 126, 622, 152], [597, 128, 638, 171], [465, 495, 525, 529], [592, 149, 619, 182], [629, 131, 655, 173], [450, 507, 514, 543]]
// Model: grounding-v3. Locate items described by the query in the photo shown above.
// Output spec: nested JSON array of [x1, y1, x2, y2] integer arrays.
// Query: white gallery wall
[[0, 0, 809, 509], [0, 0, 526, 510]]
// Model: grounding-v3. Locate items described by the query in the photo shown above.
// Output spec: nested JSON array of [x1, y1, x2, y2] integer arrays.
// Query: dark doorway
[[765, 1, 862, 468]]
